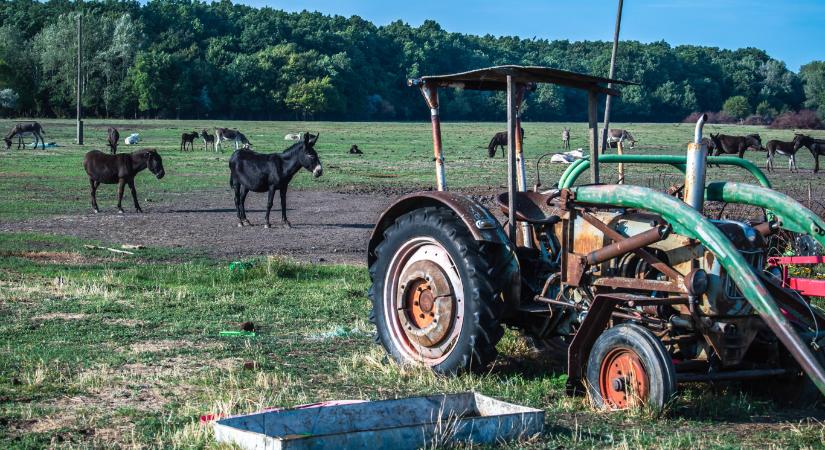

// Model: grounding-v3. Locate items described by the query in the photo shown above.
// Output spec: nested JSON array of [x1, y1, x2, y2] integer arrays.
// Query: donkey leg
[[232, 183, 244, 226], [264, 186, 276, 228], [128, 179, 142, 212], [279, 187, 291, 228], [90, 179, 100, 213], [116, 179, 126, 213], [239, 187, 251, 226]]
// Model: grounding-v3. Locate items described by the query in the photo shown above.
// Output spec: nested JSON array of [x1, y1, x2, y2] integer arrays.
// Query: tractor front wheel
[[586, 323, 676, 411], [369, 206, 506, 374]]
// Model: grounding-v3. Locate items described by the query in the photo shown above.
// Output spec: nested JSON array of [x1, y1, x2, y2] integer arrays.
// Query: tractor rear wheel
[[586, 323, 676, 411], [368, 206, 506, 374]]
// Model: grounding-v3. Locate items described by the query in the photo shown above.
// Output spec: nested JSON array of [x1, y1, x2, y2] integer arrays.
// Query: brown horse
[[83, 149, 165, 213]]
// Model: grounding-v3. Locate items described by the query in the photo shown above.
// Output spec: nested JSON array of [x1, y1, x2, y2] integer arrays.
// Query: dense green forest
[[0, 0, 824, 122]]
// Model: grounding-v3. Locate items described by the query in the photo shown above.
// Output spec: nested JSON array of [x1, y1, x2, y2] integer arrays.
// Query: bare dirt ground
[[0, 189, 402, 264]]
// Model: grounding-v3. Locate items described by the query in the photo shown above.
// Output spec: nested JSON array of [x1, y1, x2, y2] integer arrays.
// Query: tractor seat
[[496, 191, 561, 226]]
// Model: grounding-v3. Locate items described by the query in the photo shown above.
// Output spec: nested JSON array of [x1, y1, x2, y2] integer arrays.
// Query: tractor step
[[517, 303, 552, 314]]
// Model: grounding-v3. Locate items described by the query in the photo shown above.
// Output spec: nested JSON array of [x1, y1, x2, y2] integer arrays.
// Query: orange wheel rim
[[599, 348, 649, 409]]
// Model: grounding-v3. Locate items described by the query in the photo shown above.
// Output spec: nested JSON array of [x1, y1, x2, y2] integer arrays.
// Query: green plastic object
[[570, 183, 825, 395], [220, 331, 257, 337], [557, 154, 771, 189], [229, 261, 254, 272]]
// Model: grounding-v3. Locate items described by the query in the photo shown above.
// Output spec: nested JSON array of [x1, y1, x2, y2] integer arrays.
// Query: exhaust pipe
[[684, 113, 708, 211]]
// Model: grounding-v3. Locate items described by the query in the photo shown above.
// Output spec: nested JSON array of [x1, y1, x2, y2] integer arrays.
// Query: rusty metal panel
[[409, 65, 636, 95], [213, 393, 544, 450]]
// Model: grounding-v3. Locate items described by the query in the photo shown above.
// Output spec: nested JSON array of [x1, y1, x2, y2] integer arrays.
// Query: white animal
[[124, 133, 140, 145], [550, 149, 584, 164]]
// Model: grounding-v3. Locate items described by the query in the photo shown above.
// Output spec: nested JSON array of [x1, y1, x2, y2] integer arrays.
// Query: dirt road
[[0, 190, 395, 264]]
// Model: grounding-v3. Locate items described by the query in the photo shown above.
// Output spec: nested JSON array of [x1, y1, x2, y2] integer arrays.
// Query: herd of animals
[[2, 120, 824, 227], [3, 121, 323, 228]]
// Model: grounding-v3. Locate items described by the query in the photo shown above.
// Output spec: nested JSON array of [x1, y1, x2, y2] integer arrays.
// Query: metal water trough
[[213, 392, 544, 449]]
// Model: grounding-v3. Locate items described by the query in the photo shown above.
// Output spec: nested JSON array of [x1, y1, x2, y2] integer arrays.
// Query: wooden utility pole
[[600, 0, 623, 153], [76, 12, 83, 145]]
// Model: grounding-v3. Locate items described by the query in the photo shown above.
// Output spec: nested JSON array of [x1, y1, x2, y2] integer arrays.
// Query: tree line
[[0, 0, 823, 123]]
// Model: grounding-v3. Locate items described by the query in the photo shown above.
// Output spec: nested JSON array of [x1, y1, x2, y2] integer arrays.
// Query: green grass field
[[2, 119, 823, 220], [1, 232, 823, 449], [1, 120, 825, 448]]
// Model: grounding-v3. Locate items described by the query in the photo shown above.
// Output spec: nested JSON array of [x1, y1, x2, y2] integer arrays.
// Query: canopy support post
[[588, 89, 600, 184], [419, 82, 446, 191], [506, 75, 518, 244], [514, 85, 532, 248]]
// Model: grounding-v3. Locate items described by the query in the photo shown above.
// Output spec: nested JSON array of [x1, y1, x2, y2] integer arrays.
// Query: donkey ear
[[310, 132, 319, 144]]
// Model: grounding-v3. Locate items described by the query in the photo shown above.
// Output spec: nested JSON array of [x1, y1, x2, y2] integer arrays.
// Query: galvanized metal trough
[[213, 392, 544, 449]]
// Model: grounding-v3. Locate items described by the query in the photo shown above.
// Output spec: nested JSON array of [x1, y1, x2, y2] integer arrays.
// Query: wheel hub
[[599, 348, 649, 409], [397, 260, 455, 348]]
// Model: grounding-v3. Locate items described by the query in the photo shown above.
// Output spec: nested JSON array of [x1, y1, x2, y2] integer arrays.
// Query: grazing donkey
[[83, 148, 165, 213], [765, 135, 805, 172], [107, 127, 120, 154], [348, 144, 363, 155], [216, 127, 249, 151], [709, 133, 763, 159], [700, 137, 716, 153], [606, 129, 636, 149], [796, 134, 825, 173], [229, 132, 323, 228], [201, 129, 216, 152], [487, 127, 525, 158], [180, 131, 199, 152], [4, 122, 45, 150]]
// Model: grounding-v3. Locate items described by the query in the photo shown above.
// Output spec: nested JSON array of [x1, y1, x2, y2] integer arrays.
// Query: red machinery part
[[767, 256, 825, 298]]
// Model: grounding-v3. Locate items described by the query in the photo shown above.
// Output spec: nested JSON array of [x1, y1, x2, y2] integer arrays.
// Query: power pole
[[76, 12, 83, 145], [600, 0, 623, 154]]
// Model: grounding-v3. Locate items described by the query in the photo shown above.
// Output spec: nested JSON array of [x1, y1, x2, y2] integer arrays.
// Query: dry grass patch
[[0, 251, 110, 265], [128, 339, 226, 354], [30, 312, 89, 322]]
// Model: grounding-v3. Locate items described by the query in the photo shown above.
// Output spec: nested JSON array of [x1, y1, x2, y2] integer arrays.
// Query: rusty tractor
[[367, 66, 825, 410]]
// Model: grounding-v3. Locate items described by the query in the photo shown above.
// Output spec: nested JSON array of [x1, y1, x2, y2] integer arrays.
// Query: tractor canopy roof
[[408, 65, 637, 96]]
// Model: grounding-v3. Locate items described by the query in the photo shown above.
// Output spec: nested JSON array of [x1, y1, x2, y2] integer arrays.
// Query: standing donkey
[[229, 132, 323, 228], [765, 134, 805, 172], [796, 134, 825, 173], [83, 149, 165, 213], [107, 127, 120, 154], [201, 129, 216, 152], [4, 122, 45, 150], [180, 131, 199, 152], [216, 128, 250, 151], [709, 133, 763, 158]]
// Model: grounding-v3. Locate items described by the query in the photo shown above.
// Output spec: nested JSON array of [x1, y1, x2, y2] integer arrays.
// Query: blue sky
[[239, 0, 824, 72]]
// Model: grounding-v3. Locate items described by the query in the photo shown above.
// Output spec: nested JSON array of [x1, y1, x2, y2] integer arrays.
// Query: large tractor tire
[[586, 323, 676, 411], [368, 206, 507, 374]]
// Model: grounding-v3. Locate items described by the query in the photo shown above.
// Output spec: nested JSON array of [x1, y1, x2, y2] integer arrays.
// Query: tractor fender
[[368, 192, 521, 312], [368, 191, 511, 267]]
